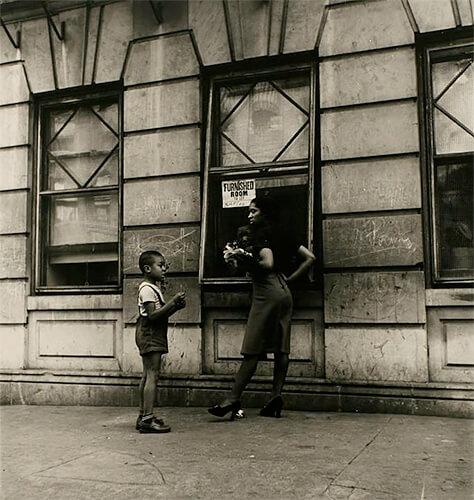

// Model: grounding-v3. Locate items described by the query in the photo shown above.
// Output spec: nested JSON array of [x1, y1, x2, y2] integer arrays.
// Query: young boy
[[135, 250, 186, 433]]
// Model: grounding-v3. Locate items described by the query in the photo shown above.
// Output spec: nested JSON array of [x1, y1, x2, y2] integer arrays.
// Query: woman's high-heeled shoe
[[259, 395, 283, 418], [208, 401, 244, 421]]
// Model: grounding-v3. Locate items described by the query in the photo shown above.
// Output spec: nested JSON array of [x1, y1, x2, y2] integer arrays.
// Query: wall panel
[[123, 225, 200, 274], [124, 127, 200, 179], [322, 156, 421, 213], [124, 79, 199, 131], [0, 191, 27, 234], [408, 0, 456, 32], [325, 271, 426, 323], [326, 326, 428, 382], [0, 235, 27, 278], [323, 215, 423, 268], [0, 147, 29, 191], [95, 1, 133, 83], [284, 0, 325, 53], [189, 0, 231, 65], [319, 0, 413, 57], [0, 280, 26, 324], [21, 18, 55, 92], [51, 8, 85, 89], [0, 63, 29, 105], [321, 101, 419, 160], [0, 104, 29, 148], [0, 325, 25, 369], [0, 22, 20, 64], [320, 47, 416, 108], [124, 34, 199, 85], [123, 175, 200, 226]]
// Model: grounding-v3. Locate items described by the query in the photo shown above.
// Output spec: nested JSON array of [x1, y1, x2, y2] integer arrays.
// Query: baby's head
[[139, 250, 167, 281]]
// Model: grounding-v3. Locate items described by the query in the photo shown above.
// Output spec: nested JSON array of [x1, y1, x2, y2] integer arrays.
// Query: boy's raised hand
[[172, 292, 186, 310]]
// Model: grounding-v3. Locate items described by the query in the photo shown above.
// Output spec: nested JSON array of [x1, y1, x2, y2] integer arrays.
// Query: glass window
[[36, 93, 121, 290], [424, 40, 474, 284], [201, 68, 314, 281]]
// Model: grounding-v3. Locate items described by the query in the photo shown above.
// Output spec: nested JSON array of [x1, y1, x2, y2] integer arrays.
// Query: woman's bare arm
[[285, 245, 316, 283]]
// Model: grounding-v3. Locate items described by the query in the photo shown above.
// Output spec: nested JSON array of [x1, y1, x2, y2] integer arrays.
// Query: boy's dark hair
[[139, 250, 164, 273]]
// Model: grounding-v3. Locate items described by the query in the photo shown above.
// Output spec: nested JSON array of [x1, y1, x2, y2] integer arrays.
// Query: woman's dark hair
[[139, 250, 164, 273], [251, 195, 277, 223]]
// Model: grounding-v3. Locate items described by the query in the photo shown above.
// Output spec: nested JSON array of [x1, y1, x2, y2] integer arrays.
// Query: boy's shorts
[[135, 316, 168, 356]]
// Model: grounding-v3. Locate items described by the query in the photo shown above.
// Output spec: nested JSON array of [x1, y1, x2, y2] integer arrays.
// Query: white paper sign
[[221, 179, 256, 208]]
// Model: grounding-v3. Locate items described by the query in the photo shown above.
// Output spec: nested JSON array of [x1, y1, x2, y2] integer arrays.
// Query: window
[[201, 65, 315, 281], [421, 37, 474, 285], [35, 89, 121, 291]]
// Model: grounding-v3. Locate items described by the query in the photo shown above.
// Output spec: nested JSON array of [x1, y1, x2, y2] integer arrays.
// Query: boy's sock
[[141, 414, 154, 423]]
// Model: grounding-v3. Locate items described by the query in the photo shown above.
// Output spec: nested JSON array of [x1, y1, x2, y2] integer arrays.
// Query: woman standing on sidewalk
[[208, 195, 316, 420]]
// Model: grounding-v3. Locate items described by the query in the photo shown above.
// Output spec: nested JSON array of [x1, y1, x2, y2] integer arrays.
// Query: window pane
[[205, 172, 308, 278], [41, 192, 119, 286], [48, 105, 118, 188], [436, 162, 474, 280], [49, 192, 118, 245], [434, 108, 474, 154], [88, 150, 119, 187], [219, 75, 310, 166]]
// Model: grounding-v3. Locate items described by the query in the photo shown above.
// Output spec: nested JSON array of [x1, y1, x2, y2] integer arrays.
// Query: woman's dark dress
[[239, 226, 298, 356]]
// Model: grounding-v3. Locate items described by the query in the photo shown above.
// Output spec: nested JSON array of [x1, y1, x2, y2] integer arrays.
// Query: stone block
[[325, 326, 428, 382], [123, 276, 201, 324], [27, 310, 122, 370], [427, 307, 474, 383], [0, 147, 28, 191], [123, 225, 200, 274], [325, 271, 426, 323], [51, 7, 85, 89], [161, 325, 202, 375], [189, 0, 231, 65], [267, 0, 285, 55], [95, 1, 133, 84], [0, 235, 27, 278], [319, 0, 413, 56], [123, 175, 200, 226], [0, 63, 29, 105], [124, 126, 200, 179], [83, 5, 101, 85], [236, 0, 270, 59], [408, 0, 456, 32], [0, 280, 26, 324], [0, 191, 27, 234], [321, 101, 419, 160], [121, 325, 142, 373], [132, 0, 188, 39], [124, 79, 200, 132], [323, 214, 423, 267], [0, 21, 20, 64], [320, 47, 416, 108], [124, 33, 199, 85], [457, 0, 474, 25], [284, 0, 325, 53], [0, 325, 25, 369], [21, 18, 55, 93], [0, 104, 29, 148], [322, 156, 421, 213]]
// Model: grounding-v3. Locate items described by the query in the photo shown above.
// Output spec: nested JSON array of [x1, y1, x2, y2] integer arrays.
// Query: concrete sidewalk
[[0, 406, 472, 500]]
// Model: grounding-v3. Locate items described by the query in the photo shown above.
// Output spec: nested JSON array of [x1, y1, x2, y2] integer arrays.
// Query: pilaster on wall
[[318, 0, 427, 384], [0, 57, 31, 370], [122, 29, 203, 375]]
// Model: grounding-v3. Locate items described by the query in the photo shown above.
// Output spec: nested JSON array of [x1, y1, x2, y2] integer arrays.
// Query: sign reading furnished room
[[221, 179, 255, 208]]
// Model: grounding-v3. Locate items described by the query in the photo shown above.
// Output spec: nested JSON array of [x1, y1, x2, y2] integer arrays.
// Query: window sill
[[27, 294, 123, 311], [426, 288, 474, 307]]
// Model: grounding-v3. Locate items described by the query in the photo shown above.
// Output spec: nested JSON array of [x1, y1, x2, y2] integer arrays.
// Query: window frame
[[33, 84, 123, 294], [418, 29, 474, 287], [199, 60, 318, 284]]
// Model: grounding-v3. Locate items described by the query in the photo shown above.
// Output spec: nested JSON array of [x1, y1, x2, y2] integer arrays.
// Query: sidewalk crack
[[323, 416, 393, 498]]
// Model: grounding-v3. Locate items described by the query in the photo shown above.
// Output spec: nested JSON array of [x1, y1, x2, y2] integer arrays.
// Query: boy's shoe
[[135, 414, 143, 430], [138, 417, 171, 433]]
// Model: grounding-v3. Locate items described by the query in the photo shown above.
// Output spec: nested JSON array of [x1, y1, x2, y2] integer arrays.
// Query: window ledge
[[27, 294, 122, 311], [426, 288, 474, 307]]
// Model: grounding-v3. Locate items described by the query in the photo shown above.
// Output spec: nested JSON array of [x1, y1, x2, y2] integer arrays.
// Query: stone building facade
[[0, 0, 473, 417]]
